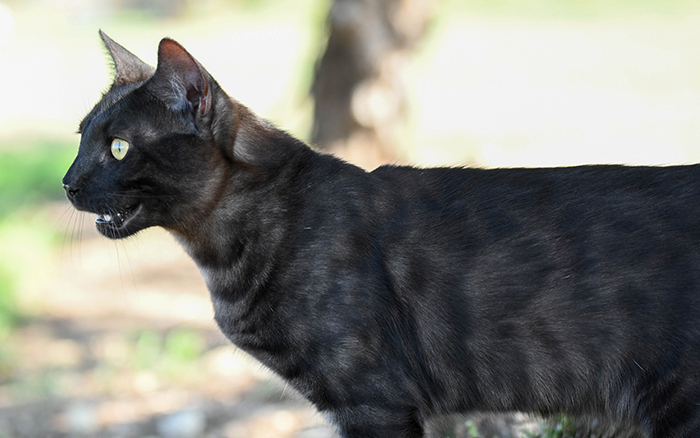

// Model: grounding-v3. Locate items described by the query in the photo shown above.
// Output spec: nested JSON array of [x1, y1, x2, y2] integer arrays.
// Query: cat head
[[63, 32, 289, 240]]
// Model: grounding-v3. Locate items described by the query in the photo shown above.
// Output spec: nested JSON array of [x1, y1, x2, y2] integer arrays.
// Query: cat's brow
[[81, 82, 146, 135]]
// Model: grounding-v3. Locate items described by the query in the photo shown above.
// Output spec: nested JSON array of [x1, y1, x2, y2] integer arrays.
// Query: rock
[[63, 402, 99, 435], [156, 410, 206, 438], [294, 425, 335, 438]]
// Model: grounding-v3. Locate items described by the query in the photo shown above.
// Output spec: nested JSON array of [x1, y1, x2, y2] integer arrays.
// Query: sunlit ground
[[1, 0, 700, 436]]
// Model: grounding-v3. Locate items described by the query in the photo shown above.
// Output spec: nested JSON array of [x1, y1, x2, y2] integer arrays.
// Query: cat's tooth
[[112, 212, 125, 227], [104, 214, 112, 222]]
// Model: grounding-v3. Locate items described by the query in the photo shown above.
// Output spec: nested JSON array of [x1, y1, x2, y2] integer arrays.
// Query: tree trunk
[[311, 0, 434, 168]]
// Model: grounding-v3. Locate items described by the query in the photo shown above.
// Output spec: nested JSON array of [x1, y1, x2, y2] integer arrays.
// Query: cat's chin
[[94, 204, 145, 239]]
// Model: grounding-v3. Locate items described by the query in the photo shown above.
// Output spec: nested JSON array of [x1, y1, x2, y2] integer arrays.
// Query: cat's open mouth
[[95, 204, 142, 233]]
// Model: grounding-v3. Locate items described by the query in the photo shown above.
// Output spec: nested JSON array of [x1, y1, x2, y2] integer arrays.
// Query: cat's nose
[[63, 183, 78, 201]]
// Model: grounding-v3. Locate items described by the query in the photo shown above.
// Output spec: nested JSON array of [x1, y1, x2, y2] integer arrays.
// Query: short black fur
[[63, 34, 700, 437]]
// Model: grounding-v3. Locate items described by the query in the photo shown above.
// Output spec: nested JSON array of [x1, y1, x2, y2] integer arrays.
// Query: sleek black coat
[[64, 34, 700, 438]]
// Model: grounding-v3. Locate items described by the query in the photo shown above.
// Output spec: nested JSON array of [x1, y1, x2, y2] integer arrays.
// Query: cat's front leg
[[328, 405, 425, 438]]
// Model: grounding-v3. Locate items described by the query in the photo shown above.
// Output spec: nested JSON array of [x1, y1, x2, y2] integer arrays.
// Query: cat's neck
[[168, 99, 317, 295]]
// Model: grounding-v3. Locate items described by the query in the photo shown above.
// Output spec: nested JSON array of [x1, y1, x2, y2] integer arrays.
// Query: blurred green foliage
[[526, 416, 579, 438], [0, 266, 17, 381], [135, 329, 205, 372], [135, 330, 163, 370], [0, 266, 17, 336], [164, 329, 206, 363], [0, 139, 76, 219], [464, 420, 479, 438], [0, 139, 77, 333]]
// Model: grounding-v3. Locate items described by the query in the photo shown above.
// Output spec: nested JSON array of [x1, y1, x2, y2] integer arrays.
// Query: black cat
[[63, 32, 700, 438]]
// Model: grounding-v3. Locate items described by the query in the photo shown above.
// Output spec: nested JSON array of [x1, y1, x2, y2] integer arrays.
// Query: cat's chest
[[197, 264, 285, 349], [198, 264, 235, 295], [197, 265, 250, 324]]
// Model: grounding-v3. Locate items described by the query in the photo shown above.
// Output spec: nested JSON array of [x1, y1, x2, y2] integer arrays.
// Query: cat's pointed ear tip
[[98, 30, 113, 44], [98, 30, 123, 53], [157, 38, 195, 64], [158, 38, 183, 51], [158, 38, 191, 58]]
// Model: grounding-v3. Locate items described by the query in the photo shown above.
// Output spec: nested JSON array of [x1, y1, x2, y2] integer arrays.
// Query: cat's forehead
[[79, 82, 144, 134], [79, 81, 193, 140]]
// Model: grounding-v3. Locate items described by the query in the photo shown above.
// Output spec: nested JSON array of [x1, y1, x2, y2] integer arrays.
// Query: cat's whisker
[[110, 192, 174, 200], [113, 213, 139, 300], [58, 205, 74, 252], [59, 207, 73, 267], [54, 203, 76, 231], [68, 210, 80, 262], [64, 209, 86, 274], [69, 209, 83, 269], [117, 234, 137, 286], [112, 239, 129, 301], [77, 211, 86, 265]]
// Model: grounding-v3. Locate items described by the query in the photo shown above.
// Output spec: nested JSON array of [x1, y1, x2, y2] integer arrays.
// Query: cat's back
[[367, 163, 700, 334], [371, 163, 700, 207], [370, 163, 700, 240]]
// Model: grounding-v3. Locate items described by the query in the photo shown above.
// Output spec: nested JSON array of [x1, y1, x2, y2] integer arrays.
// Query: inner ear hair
[[153, 38, 212, 116]]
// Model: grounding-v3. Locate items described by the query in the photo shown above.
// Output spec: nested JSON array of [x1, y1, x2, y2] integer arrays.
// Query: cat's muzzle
[[94, 205, 142, 235]]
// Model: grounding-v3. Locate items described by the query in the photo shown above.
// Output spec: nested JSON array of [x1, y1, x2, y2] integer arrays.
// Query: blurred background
[[0, 0, 700, 437]]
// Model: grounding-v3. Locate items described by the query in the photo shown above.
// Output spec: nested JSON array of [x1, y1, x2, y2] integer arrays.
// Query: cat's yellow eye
[[111, 138, 130, 160]]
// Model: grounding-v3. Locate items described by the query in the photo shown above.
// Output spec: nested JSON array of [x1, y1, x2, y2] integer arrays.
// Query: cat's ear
[[100, 30, 155, 86], [150, 38, 212, 117]]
